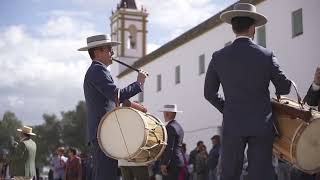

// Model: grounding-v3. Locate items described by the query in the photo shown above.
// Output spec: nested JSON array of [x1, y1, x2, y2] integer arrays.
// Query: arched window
[[127, 25, 137, 49]]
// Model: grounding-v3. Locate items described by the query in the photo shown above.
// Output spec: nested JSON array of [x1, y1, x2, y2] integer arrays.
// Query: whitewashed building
[[111, 0, 320, 149]]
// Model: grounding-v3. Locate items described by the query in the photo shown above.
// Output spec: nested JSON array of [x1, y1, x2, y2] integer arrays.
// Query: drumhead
[[98, 108, 146, 159], [296, 118, 320, 171]]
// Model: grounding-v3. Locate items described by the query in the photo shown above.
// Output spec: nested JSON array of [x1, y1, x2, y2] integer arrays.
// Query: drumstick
[[112, 58, 149, 76]]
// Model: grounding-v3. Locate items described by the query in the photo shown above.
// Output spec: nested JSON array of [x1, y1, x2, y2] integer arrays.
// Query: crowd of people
[[49, 135, 223, 180], [48, 147, 82, 180]]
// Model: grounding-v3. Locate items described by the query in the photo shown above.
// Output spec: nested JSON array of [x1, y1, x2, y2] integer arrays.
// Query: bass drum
[[272, 97, 320, 174], [97, 107, 167, 164]]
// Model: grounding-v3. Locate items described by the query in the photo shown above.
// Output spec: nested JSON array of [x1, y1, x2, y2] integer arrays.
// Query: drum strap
[[277, 81, 303, 107], [114, 109, 131, 158], [114, 89, 131, 158]]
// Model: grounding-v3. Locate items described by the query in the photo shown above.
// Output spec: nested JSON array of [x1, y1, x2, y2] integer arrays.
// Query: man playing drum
[[159, 104, 185, 180], [301, 66, 320, 180], [305, 67, 320, 111], [204, 3, 292, 180], [79, 34, 147, 180]]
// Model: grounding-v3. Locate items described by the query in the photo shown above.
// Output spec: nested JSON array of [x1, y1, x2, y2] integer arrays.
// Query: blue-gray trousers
[[221, 135, 275, 180]]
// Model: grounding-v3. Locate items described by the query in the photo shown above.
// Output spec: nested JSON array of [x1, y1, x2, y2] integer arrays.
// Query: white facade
[[114, 0, 320, 151]]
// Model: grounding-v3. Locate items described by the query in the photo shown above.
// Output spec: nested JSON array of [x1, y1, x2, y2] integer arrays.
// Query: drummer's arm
[[304, 84, 320, 106], [91, 65, 142, 101], [161, 126, 175, 166], [204, 54, 224, 113], [270, 53, 292, 96], [304, 67, 320, 106]]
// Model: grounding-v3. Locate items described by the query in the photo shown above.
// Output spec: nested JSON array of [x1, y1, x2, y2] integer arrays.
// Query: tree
[[0, 111, 22, 149], [33, 114, 63, 167], [1, 101, 88, 167], [61, 101, 87, 152]]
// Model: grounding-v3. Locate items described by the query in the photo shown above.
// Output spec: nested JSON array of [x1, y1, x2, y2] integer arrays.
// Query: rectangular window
[[199, 54, 205, 75], [175, 66, 181, 84], [292, 8, 303, 37], [157, 74, 161, 92], [257, 25, 266, 47]]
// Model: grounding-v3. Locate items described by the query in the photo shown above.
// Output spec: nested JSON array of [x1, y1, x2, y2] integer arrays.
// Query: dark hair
[[197, 141, 203, 146], [88, 47, 104, 60], [231, 16, 255, 33], [22, 133, 31, 138], [171, 112, 177, 119], [211, 135, 220, 140], [68, 147, 77, 155]]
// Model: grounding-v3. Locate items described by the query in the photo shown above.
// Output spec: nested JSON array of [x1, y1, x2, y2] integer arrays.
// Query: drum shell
[[97, 107, 167, 164], [273, 98, 320, 174]]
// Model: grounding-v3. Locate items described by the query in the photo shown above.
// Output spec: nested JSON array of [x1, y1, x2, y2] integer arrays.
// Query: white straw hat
[[159, 104, 183, 113], [220, 3, 267, 27], [78, 34, 120, 51]]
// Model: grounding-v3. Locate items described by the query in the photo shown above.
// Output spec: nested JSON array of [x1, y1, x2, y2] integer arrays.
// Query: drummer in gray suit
[[204, 3, 292, 180]]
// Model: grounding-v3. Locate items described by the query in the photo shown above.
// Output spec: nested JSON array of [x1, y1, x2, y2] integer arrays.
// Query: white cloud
[[136, 0, 232, 43], [0, 1, 237, 124], [70, 0, 117, 11], [8, 96, 24, 107], [68, 0, 236, 45], [0, 11, 99, 124], [39, 12, 96, 39]]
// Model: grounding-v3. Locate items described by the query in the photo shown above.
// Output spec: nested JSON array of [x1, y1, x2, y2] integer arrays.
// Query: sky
[[0, 0, 236, 125]]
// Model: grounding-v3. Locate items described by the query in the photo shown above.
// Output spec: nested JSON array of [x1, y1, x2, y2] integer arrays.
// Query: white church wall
[[116, 0, 320, 151]]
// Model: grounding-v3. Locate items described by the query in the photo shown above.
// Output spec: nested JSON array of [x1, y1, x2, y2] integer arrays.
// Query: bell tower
[[110, 0, 148, 74]]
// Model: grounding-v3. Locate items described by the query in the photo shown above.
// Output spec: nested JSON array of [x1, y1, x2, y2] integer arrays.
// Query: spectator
[[179, 143, 189, 180], [48, 169, 54, 180], [189, 141, 204, 179], [195, 145, 208, 180], [10, 126, 37, 179], [65, 148, 81, 180], [208, 135, 221, 180], [51, 147, 68, 180], [0, 149, 10, 180]]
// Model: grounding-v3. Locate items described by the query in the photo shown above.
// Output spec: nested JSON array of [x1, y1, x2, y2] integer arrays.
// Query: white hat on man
[[78, 34, 120, 51], [159, 104, 183, 113], [220, 3, 267, 27]]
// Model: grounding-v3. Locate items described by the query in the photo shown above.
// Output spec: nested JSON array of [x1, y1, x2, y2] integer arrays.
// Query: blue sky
[[0, 0, 236, 124]]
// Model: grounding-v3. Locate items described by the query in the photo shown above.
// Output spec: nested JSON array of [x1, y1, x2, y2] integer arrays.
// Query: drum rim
[[145, 113, 168, 162], [125, 113, 168, 164], [97, 107, 148, 160], [293, 118, 320, 174]]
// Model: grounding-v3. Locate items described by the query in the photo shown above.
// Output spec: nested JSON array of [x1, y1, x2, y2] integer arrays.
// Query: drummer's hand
[[160, 165, 168, 176], [314, 67, 320, 85], [137, 70, 148, 86]]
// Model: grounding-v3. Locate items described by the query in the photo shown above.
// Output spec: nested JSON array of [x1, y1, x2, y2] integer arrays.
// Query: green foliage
[[0, 111, 22, 148], [0, 101, 87, 167]]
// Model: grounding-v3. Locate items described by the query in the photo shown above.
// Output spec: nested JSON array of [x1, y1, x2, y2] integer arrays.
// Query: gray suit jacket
[[10, 138, 37, 177], [204, 38, 291, 136]]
